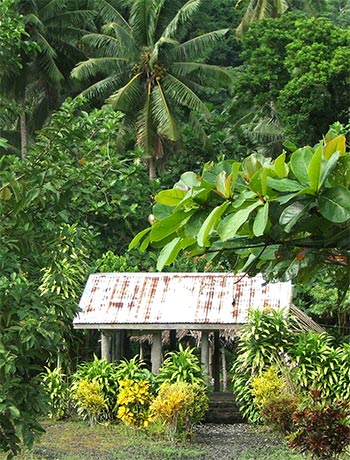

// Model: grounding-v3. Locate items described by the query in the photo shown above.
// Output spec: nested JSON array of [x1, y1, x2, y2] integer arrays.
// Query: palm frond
[[150, 36, 178, 66], [170, 29, 229, 61], [136, 90, 156, 156], [162, 74, 209, 116], [170, 62, 234, 87], [77, 74, 129, 100], [35, 33, 64, 83], [188, 111, 208, 146], [24, 13, 44, 30], [151, 81, 179, 141], [81, 32, 131, 58], [107, 73, 144, 112], [39, 0, 66, 21], [129, 0, 158, 46], [236, 0, 289, 37], [250, 115, 284, 143], [45, 10, 96, 29], [162, 0, 201, 39], [72, 56, 130, 81], [101, 23, 139, 56], [89, 0, 130, 29]]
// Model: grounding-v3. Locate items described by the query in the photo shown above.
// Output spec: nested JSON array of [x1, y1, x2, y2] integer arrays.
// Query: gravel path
[[193, 423, 287, 459]]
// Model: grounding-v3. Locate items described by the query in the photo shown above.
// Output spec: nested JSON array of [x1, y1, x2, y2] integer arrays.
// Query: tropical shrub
[[156, 345, 206, 386], [73, 380, 108, 426], [262, 397, 299, 435], [41, 367, 71, 420], [116, 379, 154, 430], [231, 309, 296, 423], [115, 356, 155, 384], [289, 391, 350, 459], [71, 356, 118, 418], [251, 367, 286, 407], [290, 332, 342, 401], [251, 364, 299, 434], [150, 382, 209, 441]]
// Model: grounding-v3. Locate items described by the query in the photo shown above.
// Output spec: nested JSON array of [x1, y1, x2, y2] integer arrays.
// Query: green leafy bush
[[115, 356, 155, 384], [290, 332, 340, 399], [156, 345, 205, 387], [41, 367, 71, 420], [72, 356, 118, 419], [231, 309, 296, 423]]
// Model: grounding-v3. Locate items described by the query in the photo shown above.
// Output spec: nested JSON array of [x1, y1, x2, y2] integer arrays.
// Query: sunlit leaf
[[318, 186, 350, 223]]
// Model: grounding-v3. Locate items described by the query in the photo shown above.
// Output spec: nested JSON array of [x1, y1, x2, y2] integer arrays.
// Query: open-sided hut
[[74, 272, 293, 390]]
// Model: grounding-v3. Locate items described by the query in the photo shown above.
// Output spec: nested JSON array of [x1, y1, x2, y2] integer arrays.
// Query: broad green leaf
[[197, 201, 229, 247], [323, 135, 346, 160], [319, 152, 339, 189], [155, 189, 187, 206], [307, 145, 322, 191], [215, 170, 230, 198], [267, 177, 304, 192], [244, 155, 262, 179], [128, 227, 151, 250], [279, 201, 311, 233], [253, 202, 269, 236], [318, 186, 350, 223], [156, 237, 195, 271], [230, 162, 241, 195], [218, 201, 262, 241], [274, 152, 289, 178], [140, 234, 151, 252], [150, 211, 190, 242], [249, 168, 268, 196], [177, 171, 201, 188], [153, 203, 174, 220], [290, 147, 313, 185]]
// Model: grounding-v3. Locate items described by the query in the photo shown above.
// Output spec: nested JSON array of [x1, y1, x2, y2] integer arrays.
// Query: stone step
[[204, 392, 243, 424]]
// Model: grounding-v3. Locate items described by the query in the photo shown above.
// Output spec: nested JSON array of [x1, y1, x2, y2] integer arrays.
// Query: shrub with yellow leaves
[[251, 367, 286, 408], [150, 382, 208, 441], [74, 379, 108, 425], [116, 379, 153, 429]]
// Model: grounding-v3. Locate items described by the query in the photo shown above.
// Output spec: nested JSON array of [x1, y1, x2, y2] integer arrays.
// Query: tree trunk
[[148, 157, 156, 180], [20, 111, 27, 159]]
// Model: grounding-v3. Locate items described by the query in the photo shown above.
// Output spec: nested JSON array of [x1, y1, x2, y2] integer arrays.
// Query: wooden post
[[101, 330, 112, 362], [112, 331, 124, 363], [201, 331, 210, 384], [221, 346, 227, 392], [151, 331, 162, 374], [213, 331, 221, 392], [169, 329, 177, 351]]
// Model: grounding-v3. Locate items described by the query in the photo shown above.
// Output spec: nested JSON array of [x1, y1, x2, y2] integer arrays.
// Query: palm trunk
[[148, 157, 156, 180], [20, 111, 27, 159]]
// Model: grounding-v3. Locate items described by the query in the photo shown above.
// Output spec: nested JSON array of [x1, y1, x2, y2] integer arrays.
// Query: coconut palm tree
[[0, 0, 94, 157], [236, 0, 328, 37], [72, 0, 233, 178], [236, 0, 289, 37]]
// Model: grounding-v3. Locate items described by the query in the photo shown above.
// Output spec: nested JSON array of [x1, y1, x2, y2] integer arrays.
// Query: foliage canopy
[[131, 126, 350, 283]]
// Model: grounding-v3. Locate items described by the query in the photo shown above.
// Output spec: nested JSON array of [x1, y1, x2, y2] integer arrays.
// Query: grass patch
[[0, 420, 205, 460]]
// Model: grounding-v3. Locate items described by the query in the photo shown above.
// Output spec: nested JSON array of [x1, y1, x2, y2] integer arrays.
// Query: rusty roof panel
[[73, 273, 293, 329]]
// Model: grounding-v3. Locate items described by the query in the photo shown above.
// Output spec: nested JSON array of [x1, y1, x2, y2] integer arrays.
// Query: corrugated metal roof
[[73, 273, 293, 330]]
